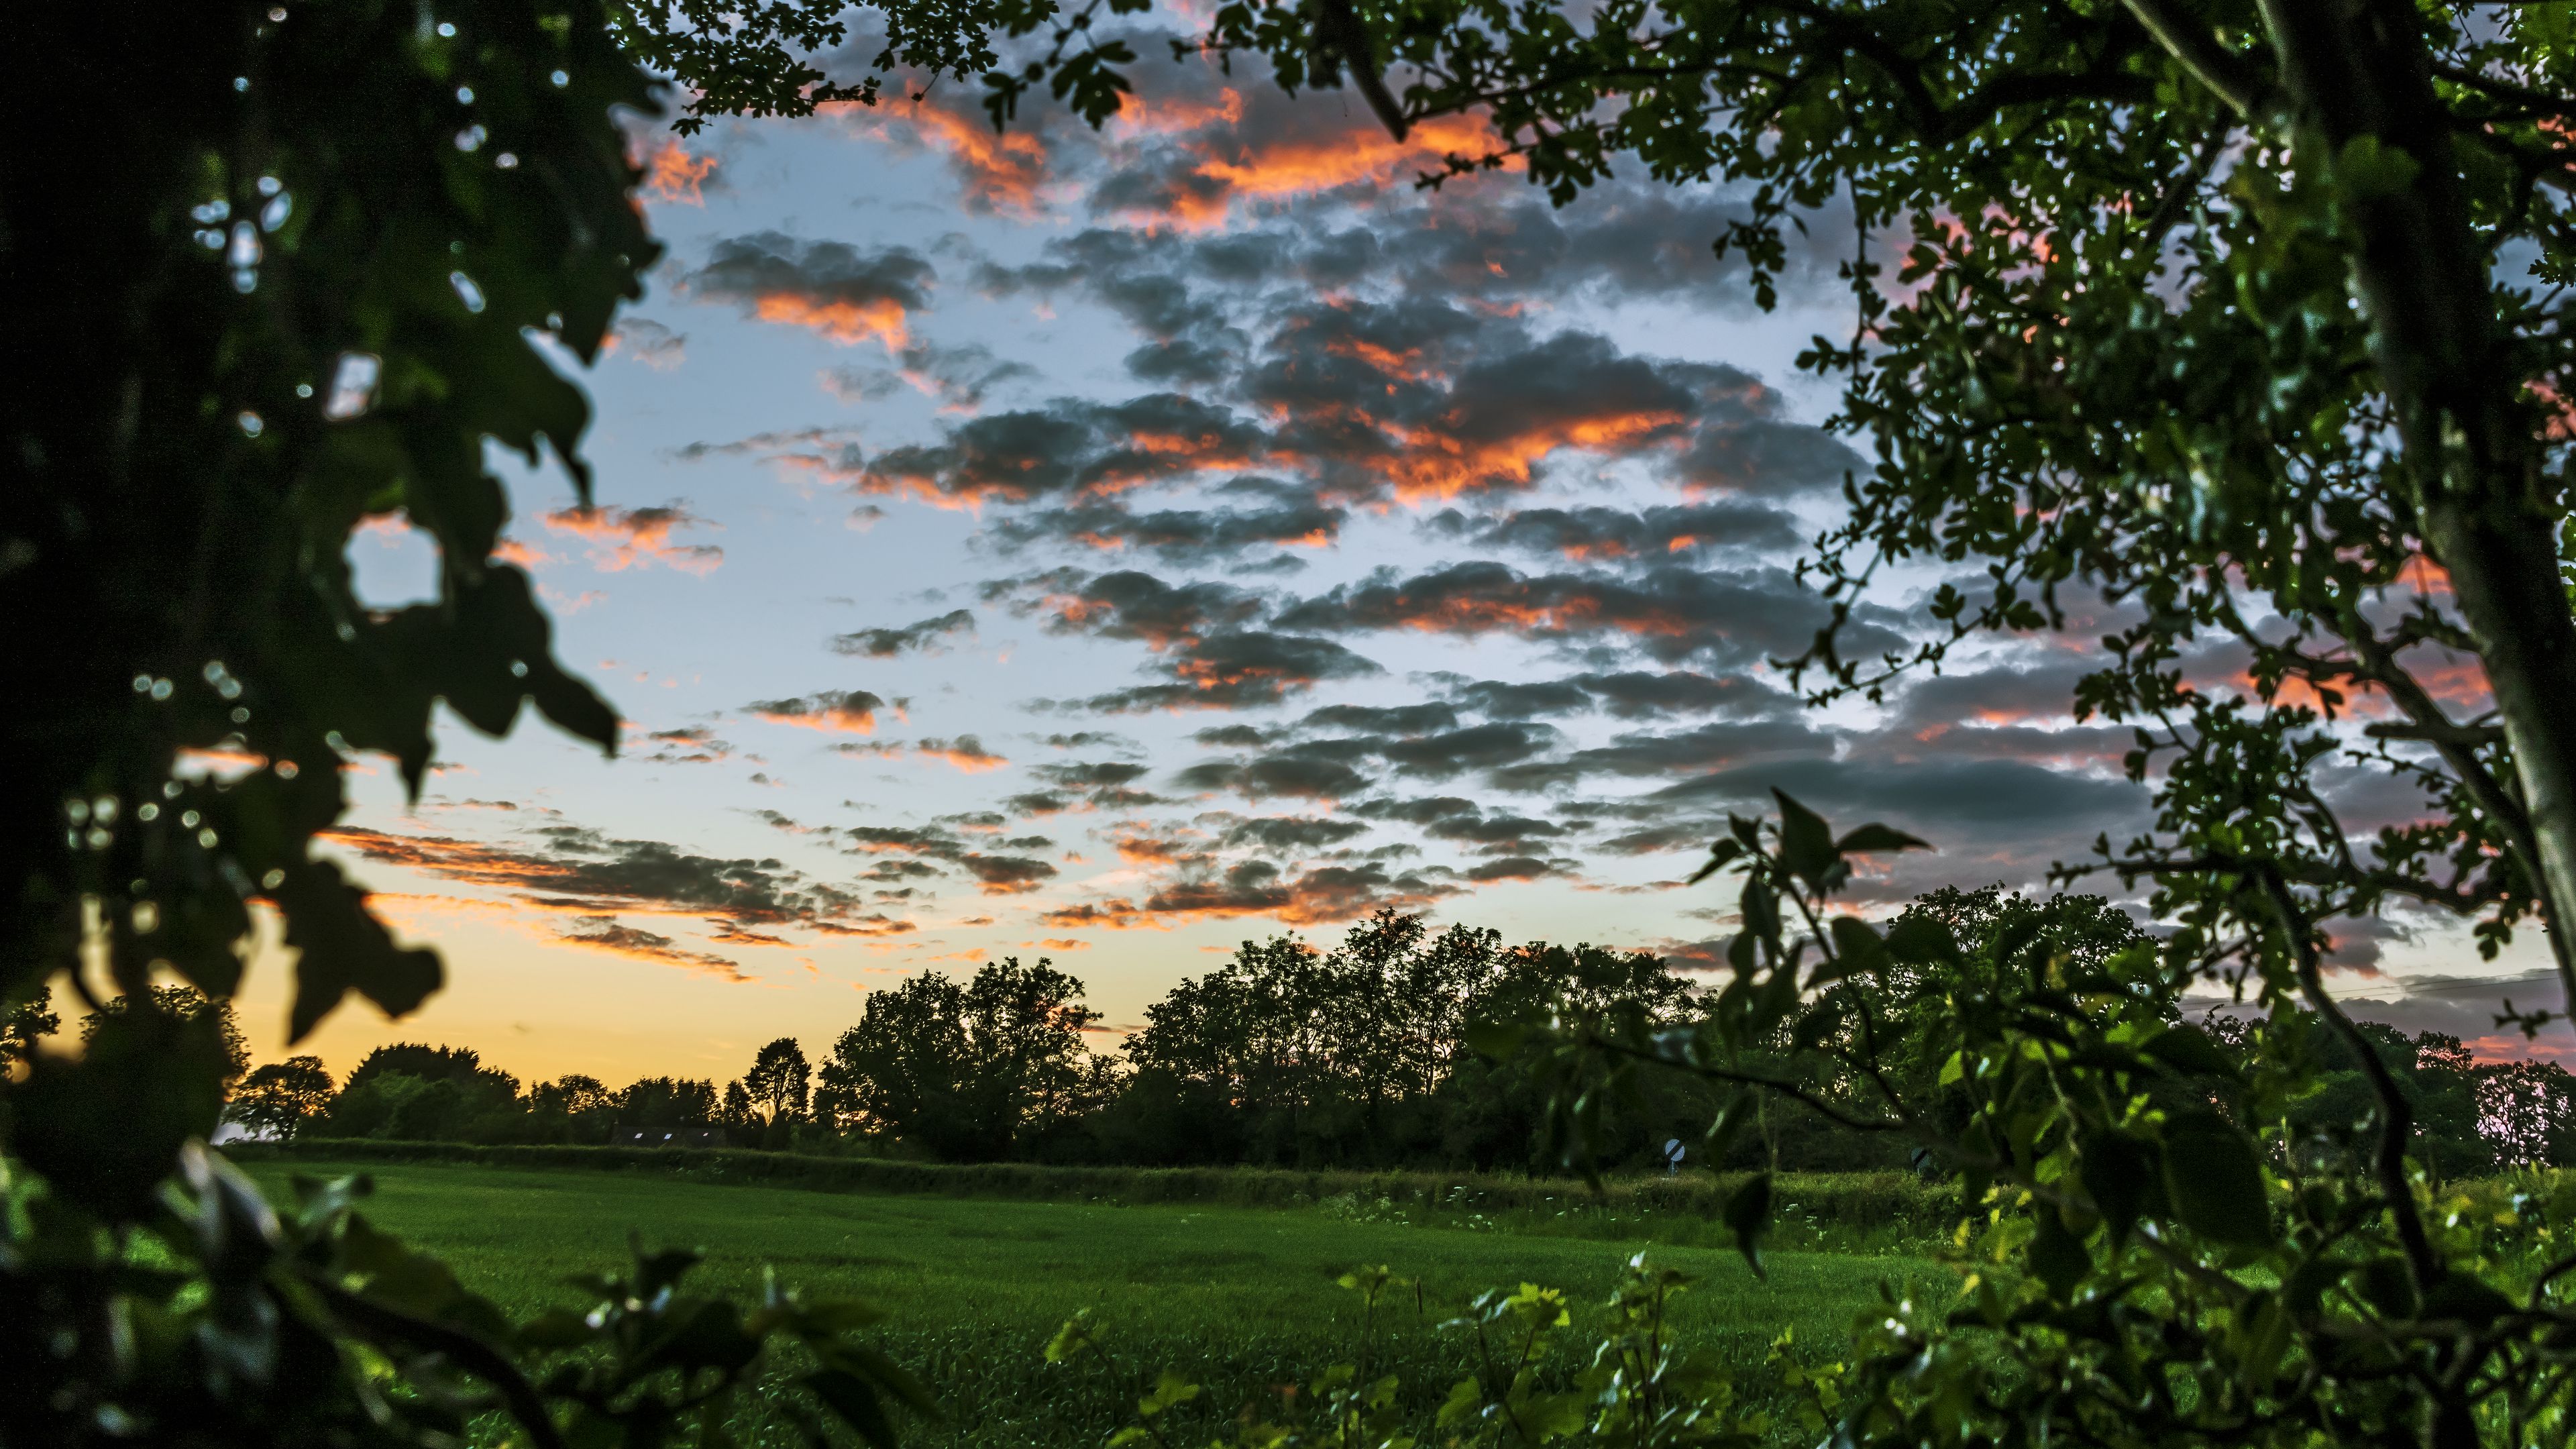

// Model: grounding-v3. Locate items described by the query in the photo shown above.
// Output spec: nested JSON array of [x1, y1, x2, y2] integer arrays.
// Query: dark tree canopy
[[2, 2, 938, 1442], [817, 956, 1100, 1158], [743, 1036, 814, 1124], [229, 1055, 336, 1140]]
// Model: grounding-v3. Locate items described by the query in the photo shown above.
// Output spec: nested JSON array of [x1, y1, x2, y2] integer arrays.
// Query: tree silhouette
[[229, 1057, 335, 1141], [742, 1037, 811, 1130], [2, 985, 59, 1071], [819, 957, 1098, 1159], [82, 987, 250, 1093]]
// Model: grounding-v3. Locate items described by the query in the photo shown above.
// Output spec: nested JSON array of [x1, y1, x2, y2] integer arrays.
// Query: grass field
[[246, 1159, 1945, 1447]]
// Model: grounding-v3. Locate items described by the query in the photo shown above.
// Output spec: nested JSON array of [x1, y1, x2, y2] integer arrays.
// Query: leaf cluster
[[1505, 796, 2576, 1446]]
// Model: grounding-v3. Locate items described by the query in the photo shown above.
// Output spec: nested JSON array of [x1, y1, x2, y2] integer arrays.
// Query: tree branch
[[2253, 868, 2443, 1291], [1594, 1034, 1906, 1136], [2138, 116, 2237, 256], [2362, 719, 2507, 748], [2428, 60, 2576, 121], [305, 1271, 568, 1449], [1313, 0, 1409, 141], [2119, 0, 2280, 119]]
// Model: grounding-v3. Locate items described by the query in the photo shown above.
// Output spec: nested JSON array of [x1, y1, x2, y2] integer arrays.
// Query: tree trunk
[[2260, 0, 2576, 1014]]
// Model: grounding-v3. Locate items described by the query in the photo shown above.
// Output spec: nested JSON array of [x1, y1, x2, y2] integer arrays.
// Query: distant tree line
[[15, 894, 2571, 1176]]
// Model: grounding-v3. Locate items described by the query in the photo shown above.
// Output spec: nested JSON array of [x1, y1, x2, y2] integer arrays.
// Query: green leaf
[[2420, 1269, 2516, 1328], [2239, 1290, 2293, 1386], [806, 1368, 900, 1448], [1686, 835, 1745, 884], [634, 1242, 707, 1298], [2357, 1256, 2419, 1318], [1723, 1173, 1773, 1280], [1822, 916, 1888, 982], [1043, 1311, 1096, 1364], [1464, 1018, 1534, 1061], [2027, 1205, 2089, 1301], [1517, 1391, 1587, 1440], [1703, 1091, 1756, 1163], [516, 1308, 594, 1352], [639, 1299, 761, 1375], [2159, 1110, 2271, 1246], [1139, 1370, 1200, 1417], [1435, 1377, 1485, 1428], [1883, 914, 1957, 966], [2077, 1130, 2157, 1242], [275, 858, 443, 1040], [2141, 1024, 2239, 1080], [1772, 789, 1835, 884], [1739, 875, 1780, 949], [2282, 1255, 2346, 1314], [1833, 823, 1929, 855]]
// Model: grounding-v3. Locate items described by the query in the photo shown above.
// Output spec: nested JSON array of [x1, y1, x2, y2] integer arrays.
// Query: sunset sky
[[233, 16, 2573, 1087]]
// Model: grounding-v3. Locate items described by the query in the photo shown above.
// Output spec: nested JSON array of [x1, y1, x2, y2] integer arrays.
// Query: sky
[[231, 18, 2575, 1087]]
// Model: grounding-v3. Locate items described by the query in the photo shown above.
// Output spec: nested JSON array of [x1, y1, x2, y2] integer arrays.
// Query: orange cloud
[[642, 138, 718, 206], [1039, 900, 1148, 930], [757, 691, 887, 734], [832, 733, 1004, 769], [753, 294, 911, 350], [1374, 409, 1690, 502], [558, 914, 746, 980], [828, 96, 1051, 213], [810, 914, 920, 937], [1127, 111, 1517, 231], [319, 822, 876, 946], [916, 736, 1008, 772], [543, 504, 724, 575], [1111, 830, 1201, 865]]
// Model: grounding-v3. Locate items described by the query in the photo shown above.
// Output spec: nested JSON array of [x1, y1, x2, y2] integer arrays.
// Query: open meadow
[[246, 1157, 1945, 1447]]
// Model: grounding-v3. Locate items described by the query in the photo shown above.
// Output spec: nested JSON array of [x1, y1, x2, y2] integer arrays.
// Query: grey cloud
[[1439, 500, 1804, 561], [833, 608, 977, 657], [1276, 561, 1896, 669], [682, 232, 935, 333]]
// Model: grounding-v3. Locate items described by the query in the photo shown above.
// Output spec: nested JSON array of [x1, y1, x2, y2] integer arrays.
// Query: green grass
[[246, 1159, 1945, 1447], [242, 1139, 1964, 1257]]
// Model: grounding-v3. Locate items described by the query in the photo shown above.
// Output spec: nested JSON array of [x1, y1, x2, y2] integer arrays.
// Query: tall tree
[[83, 987, 252, 1093], [719, 1079, 760, 1134], [614, 1075, 720, 1131], [818, 958, 1098, 1159], [2475, 1057, 2576, 1168], [1122, 914, 1701, 1166], [818, 972, 973, 1141], [343, 1043, 494, 1093], [742, 1037, 812, 1126], [229, 1056, 335, 1140], [958, 957, 1102, 1142]]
